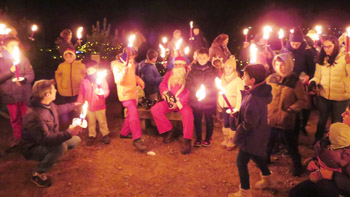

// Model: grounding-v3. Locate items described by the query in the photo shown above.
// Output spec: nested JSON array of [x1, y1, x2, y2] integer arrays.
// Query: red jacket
[[77, 77, 109, 112]]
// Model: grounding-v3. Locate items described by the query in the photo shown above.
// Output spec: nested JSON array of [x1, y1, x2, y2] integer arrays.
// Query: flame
[[215, 77, 225, 94], [190, 21, 193, 28], [128, 34, 136, 47], [175, 38, 183, 50], [162, 37, 168, 44], [77, 27, 83, 39], [31, 24, 38, 32], [159, 44, 166, 58], [243, 28, 249, 35], [249, 44, 258, 64], [290, 29, 294, 34], [96, 70, 107, 85], [278, 29, 284, 39], [12, 46, 20, 65], [0, 24, 11, 35], [263, 26, 272, 40], [196, 84, 206, 101], [346, 27, 350, 36], [184, 46, 190, 55], [80, 101, 89, 119], [315, 25, 322, 35]]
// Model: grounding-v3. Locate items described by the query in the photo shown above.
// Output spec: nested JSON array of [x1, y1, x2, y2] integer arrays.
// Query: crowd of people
[[0, 25, 349, 197]]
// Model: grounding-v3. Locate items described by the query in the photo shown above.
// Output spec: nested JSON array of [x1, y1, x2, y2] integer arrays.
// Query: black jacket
[[186, 62, 219, 110], [137, 60, 163, 97], [20, 98, 75, 159]]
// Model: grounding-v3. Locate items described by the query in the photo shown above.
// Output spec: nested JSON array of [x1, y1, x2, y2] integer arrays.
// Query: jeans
[[315, 97, 349, 142], [289, 179, 348, 197], [30, 136, 81, 173], [86, 109, 110, 138], [236, 150, 271, 189], [193, 107, 215, 142]]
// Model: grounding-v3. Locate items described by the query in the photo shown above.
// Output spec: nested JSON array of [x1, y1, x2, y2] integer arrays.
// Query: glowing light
[[0, 24, 11, 35], [290, 29, 294, 34], [184, 46, 190, 55], [162, 37, 168, 44], [315, 25, 322, 35], [249, 44, 258, 64], [12, 46, 20, 66], [347, 27, 350, 36], [80, 101, 89, 119], [175, 38, 183, 50], [31, 24, 38, 32], [190, 21, 193, 29], [215, 77, 234, 113], [96, 70, 107, 85], [243, 28, 249, 35], [278, 29, 284, 39], [159, 44, 166, 58], [128, 34, 136, 47], [196, 84, 206, 101], [77, 27, 83, 39], [263, 26, 272, 40]]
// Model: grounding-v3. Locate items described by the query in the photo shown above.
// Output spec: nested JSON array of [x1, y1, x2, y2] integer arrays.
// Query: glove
[[308, 81, 317, 92]]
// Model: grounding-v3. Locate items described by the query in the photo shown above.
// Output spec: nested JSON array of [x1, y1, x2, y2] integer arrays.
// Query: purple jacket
[[234, 82, 272, 157], [0, 51, 35, 105]]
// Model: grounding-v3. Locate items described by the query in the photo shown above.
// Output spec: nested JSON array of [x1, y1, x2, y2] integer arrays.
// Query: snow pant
[[6, 102, 28, 139], [266, 128, 302, 169], [236, 149, 271, 190], [315, 97, 349, 142], [289, 179, 348, 197], [29, 136, 81, 173], [151, 101, 194, 139], [120, 99, 142, 140], [192, 107, 215, 142], [86, 109, 110, 138]]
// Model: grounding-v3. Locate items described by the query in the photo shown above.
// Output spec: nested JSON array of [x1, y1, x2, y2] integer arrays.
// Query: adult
[[55, 29, 81, 56], [209, 34, 232, 63], [309, 36, 350, 144], [190, 27, 209, 52], [167, 29, 183, 59], [150, 56, 194, 154], [137, 49, 163, 101], [0, 37, 35, 147], [20, 80, 82, 187]]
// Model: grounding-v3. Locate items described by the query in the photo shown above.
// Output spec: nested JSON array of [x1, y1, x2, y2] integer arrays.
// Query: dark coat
[[186, 61, 219, 110], [190, 34, 209, 52], [281, 42, 316, 78], [0, 51, 35, 105], [20, 99, 75, 159], [234, 82, 272, 157], [55, 38, 76, 55], [137, 60, 163, 97]]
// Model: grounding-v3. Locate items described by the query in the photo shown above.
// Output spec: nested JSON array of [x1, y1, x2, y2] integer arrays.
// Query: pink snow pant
[[151, 101, 194, 139], [120, 99, 142, 140], [7, 102, 28, 139]]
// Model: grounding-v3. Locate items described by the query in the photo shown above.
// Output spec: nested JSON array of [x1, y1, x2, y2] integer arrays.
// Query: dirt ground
[[0, 93, 317, 196]]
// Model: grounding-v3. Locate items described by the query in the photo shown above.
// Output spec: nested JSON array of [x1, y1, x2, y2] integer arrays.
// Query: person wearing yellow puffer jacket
[[309, 36, 350, 144]]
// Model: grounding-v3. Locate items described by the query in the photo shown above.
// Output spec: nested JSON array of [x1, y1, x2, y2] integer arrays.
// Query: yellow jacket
[[310, 53, 350, 101], [55, 60, 86, 97], [218, 72, 244, 110], [111, 60, 144, 102]]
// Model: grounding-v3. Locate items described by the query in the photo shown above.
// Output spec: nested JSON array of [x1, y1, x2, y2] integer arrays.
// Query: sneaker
[[31, 172, 52, 188], [133, 138, 147, 152], [120, 133, 132, 139], [102, 134, 111, 144], [86, 137, 95, 146], [194, 140, 201, 147], [202, 141, 211, 147]]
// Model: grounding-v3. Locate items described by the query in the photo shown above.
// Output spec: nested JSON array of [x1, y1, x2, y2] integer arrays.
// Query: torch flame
[[190, 21, 193, 29], [196, 84, 206, 101], [175, 38, 183, 50], [290, 29, 294, 34], [0, 24, 11, 35], [96, 70, 107, 85], [263, 26, 272, 40], [31, 24, 38, 32], [128, 34, 136, 47], [346, 27, 350, 36], [159, 44, 166, 58], [243, 28, 249, 35], [184, 46, 190, 55], [215, 77, 225, 94], [12, 46, 20, 65], [77, 27, 83, 39], [80, 101, 89, 119], [315, 25, 322, 35], [162, 37, 168, 44], [249, 44, 258, 64], [278, 29, 284, 39]]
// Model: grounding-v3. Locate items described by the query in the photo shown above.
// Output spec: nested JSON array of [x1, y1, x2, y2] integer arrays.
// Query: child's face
[[213, 61, 222, 69], [193, 28, 200, 35], [87, 67, 97, 75], [224, 65, 235, 76], [197, 53, 209, 66], [274, 60, 287, 76], [342, 107, 350, 126], [243, 71, 255, 87], [64, 53, 75, 64]]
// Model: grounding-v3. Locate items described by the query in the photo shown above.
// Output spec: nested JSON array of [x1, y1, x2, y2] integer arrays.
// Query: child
[[211, 56, 223, 76], [230, 64, 272, 196], [186, 48, 218, 147], [111, 48, 147, 152], [0, 37, 34, 147], [218, 57, 244, 151], [266, 53, 308, 177], [77, 60, 110, 146]]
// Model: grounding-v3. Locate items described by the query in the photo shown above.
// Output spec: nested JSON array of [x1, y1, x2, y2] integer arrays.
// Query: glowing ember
[[196, 84, 206, 101], [77, 27, 83, 39], [249, 44, 258, 64]]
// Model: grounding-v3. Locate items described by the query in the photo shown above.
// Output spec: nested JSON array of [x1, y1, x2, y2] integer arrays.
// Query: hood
[[273, 53, 294, 76], [286, 41, 307, 53], [249, 82, 272, 104]]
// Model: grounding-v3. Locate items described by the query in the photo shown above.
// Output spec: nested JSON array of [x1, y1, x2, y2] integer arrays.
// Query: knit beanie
[[243, 64, 267, 84], [63, 48, 76, 59], [329, 122, 350, 150], [289, 28, 304, 42]]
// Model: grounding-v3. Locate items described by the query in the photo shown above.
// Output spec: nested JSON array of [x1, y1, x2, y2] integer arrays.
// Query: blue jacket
[[137, 60, 163, 97], [234, 81, 272, 157]]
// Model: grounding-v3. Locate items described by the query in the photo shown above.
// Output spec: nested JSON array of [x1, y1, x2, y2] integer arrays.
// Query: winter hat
[[174, 56, 187, 65], [212, 56, 223, 66], [32, 79, 56, 99], [83, 59, 98, 69], [224, 57, 236, 70], [329, 122, 350, 150], [63, 48, 76, 59], [272, 53, 294, 76], [289, 28, 304, 42], [243, 64, 267, 84]]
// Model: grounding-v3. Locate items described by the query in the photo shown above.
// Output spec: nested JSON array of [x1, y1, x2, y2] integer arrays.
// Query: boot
[[220, 127, 229, 149], [254, 173, 274, 189], [86, 137, 95, 146], [163, 128, 178, 144], [102, 134, 111, 144], [133, 138, 147, 152], [181, 138, 191, 154], [228, 188, 252, 197], [226, 129, 237, 151]]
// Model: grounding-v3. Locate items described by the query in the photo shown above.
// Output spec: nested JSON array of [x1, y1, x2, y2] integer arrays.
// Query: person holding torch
[[0, 37, 34, 148], [55, 29, 81, 56], [77, 60, 111, 146]]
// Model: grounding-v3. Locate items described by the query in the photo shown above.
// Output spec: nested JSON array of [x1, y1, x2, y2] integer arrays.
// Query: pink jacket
[[77, 77, 110, 112], [159, 71, 190, 110]]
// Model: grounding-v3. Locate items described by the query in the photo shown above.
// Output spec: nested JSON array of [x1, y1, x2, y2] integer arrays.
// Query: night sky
[[1, 0, 350, 48]]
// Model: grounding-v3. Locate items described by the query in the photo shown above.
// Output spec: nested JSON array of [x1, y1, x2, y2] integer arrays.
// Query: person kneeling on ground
[[20, 80, 83, 188]]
